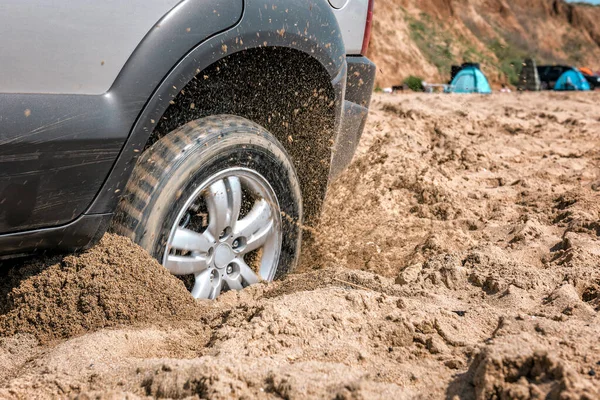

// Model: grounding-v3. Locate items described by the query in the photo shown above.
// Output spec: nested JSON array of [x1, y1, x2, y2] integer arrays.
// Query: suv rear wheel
[[112, 115, 303, 299]]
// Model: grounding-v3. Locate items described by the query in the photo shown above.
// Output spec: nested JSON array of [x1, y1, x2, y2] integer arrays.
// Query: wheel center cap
[[214, 243, 235, 269]]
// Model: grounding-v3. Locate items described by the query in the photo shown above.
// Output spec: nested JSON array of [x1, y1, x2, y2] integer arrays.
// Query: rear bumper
[[330, 56, 376, 179]]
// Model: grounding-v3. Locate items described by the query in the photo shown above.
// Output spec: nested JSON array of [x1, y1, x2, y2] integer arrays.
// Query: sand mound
[[461, 338, 600, 399], [0, 234, 201, 343]]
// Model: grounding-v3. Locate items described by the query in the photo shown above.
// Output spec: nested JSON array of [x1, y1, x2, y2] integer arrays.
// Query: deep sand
[[1, 92, 599, 399]]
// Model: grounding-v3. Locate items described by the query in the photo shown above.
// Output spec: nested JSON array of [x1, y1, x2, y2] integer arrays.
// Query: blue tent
[[449, 66, 492, 94], [554, 69, 591, 91]]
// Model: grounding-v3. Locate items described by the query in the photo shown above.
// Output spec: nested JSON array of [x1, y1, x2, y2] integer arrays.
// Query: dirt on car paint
[[1, 92, 599, 399]]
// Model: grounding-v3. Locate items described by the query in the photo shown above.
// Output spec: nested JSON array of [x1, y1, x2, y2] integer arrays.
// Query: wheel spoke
[[205, 177, 242, 238], [211, 279, 223, 299], [234, 199, 274, 253], [170, 227, 213, 253], [238, 259, 260, 285], [205, 180, 229, 237], [191, 270, 214, 299], [224, 275, 244, 291], [164, 254, 208, 275], [246, 220, 274, 253], [228, 176, 242, 228]]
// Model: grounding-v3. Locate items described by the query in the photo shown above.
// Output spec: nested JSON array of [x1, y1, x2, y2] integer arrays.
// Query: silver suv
[[0, 0, 376, 299]]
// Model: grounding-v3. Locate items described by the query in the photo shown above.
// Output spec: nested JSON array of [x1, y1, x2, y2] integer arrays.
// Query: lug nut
[[219, 230, 227, 239], [226, 264, 234, 274], [232, 239, 239, 249]]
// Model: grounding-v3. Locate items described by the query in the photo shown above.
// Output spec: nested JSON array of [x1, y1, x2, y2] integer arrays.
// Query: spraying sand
[[1, 92, 599, 399]]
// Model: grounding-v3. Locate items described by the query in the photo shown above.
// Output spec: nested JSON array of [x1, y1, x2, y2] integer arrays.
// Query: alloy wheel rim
[[162, 168, 282, 299]]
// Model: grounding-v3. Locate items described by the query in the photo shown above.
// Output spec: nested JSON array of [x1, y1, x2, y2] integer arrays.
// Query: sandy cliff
[[367, 0, 600, 87]]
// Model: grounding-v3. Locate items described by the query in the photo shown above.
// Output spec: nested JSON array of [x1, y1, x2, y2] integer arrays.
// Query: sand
[[0, 234, 203, 344], [1, 91, 599, 399]]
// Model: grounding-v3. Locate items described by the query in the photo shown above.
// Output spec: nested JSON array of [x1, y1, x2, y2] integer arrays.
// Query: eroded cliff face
[[368, 0, 600, 87]]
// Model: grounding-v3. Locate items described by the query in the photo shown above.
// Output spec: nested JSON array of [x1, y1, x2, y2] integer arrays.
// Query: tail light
[[361, 0, 374, 55]]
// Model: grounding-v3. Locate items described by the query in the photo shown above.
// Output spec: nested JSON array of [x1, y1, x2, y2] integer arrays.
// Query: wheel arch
[[89, 0, 347, 227], [149, 46, 340, 226]]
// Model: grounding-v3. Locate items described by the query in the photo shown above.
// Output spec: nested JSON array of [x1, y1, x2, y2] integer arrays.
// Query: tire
[[111, 115, 303, 298]]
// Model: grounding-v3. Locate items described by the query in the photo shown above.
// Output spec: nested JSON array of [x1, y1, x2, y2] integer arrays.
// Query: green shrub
[[406, 13, 456, 79], [403, 76, 424, 92]]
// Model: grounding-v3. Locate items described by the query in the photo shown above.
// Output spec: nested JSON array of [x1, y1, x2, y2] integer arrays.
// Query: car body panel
[[330, 56, 375, 178], [0, 0, 181, 95], [331, 0, 369, 55]]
